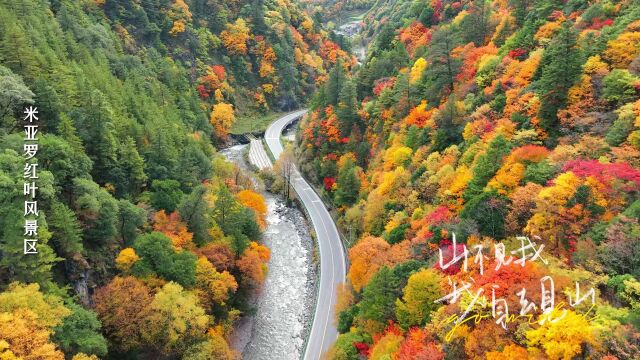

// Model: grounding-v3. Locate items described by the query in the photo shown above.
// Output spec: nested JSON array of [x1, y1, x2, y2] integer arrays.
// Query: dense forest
[[0, 0, 348, 359], [300, 0, 376, 22], [297, 0, 640, 359]]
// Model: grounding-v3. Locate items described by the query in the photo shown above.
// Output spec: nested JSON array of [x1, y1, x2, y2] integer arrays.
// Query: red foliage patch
[[373, 77, 396, 96], [323, 177, 336, 190], [210, 65, 226, 81], [563, 160, 640, 187], [434, 243, 467, 275], [508, 48, 528, 60], [353, 342, 370, 356], [588, 17, 614, 30], [325, 153, 338, 161], [196, 65, 226, 99], [426, 206, 454, 226]]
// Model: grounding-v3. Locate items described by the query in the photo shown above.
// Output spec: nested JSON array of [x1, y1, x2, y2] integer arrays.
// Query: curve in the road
[[264, 110, 347, 360]]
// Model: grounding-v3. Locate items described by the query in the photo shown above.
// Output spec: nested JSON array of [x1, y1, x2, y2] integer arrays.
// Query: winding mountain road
[[264, 110, 347, 360]]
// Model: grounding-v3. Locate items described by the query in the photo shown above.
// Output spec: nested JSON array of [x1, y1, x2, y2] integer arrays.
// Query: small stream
[[220, 144, 317, 360]]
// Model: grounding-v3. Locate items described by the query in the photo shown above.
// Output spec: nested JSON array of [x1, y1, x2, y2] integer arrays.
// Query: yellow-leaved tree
[[148, 282, 211, 354], [168, 0, 192, 35], [603, 22, 640, 68], [0, 310, 65, 360], [0, 283, 71, 359], [210, 103, 235, 140], [71, 354, 100, 360], [526, 309, 597, 360], [395, 268, 443, 329], [115, 247, 140, 271], [195, 257, 238, 307], [410, 57, 427, 84]]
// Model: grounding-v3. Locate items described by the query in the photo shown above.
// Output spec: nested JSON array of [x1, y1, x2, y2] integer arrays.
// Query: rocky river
[[220, 144, 318, 360]]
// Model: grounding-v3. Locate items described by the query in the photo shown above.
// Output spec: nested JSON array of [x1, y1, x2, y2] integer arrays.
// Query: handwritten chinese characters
[[435, 233, 597, 341]]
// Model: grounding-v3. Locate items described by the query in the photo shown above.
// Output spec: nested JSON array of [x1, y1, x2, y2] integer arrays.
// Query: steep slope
[[297, 0, 640, 358], [0, 0, 349, 359], [301, 0, 376, 21], [100, 0, 355, 137]]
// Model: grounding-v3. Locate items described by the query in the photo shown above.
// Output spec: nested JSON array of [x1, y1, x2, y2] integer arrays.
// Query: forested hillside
[[297, 0, 640, 358], [0, 0, 346, 359], [301, 0, 375, 22]]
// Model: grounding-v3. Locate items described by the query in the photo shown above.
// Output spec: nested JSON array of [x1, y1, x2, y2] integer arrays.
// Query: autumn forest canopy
[[0, 0, 349, 359], [296, 0, 640, 359], [1, 0, 640, 359]]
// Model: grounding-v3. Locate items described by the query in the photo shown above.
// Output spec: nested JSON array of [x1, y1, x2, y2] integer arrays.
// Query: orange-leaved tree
[[220, 19, 251, 55], [93, 276, 155, 352], [236, 242, 270, 286], [236, 189, 267, 230], [153, 210, 194, 250]]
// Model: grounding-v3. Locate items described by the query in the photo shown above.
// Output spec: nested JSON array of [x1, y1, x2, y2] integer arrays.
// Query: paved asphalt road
[[247, 134, 272, 170], [264, 110, 347, 360]]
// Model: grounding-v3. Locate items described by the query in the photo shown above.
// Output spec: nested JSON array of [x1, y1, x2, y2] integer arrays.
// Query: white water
[[220, 144, 315, 360]]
